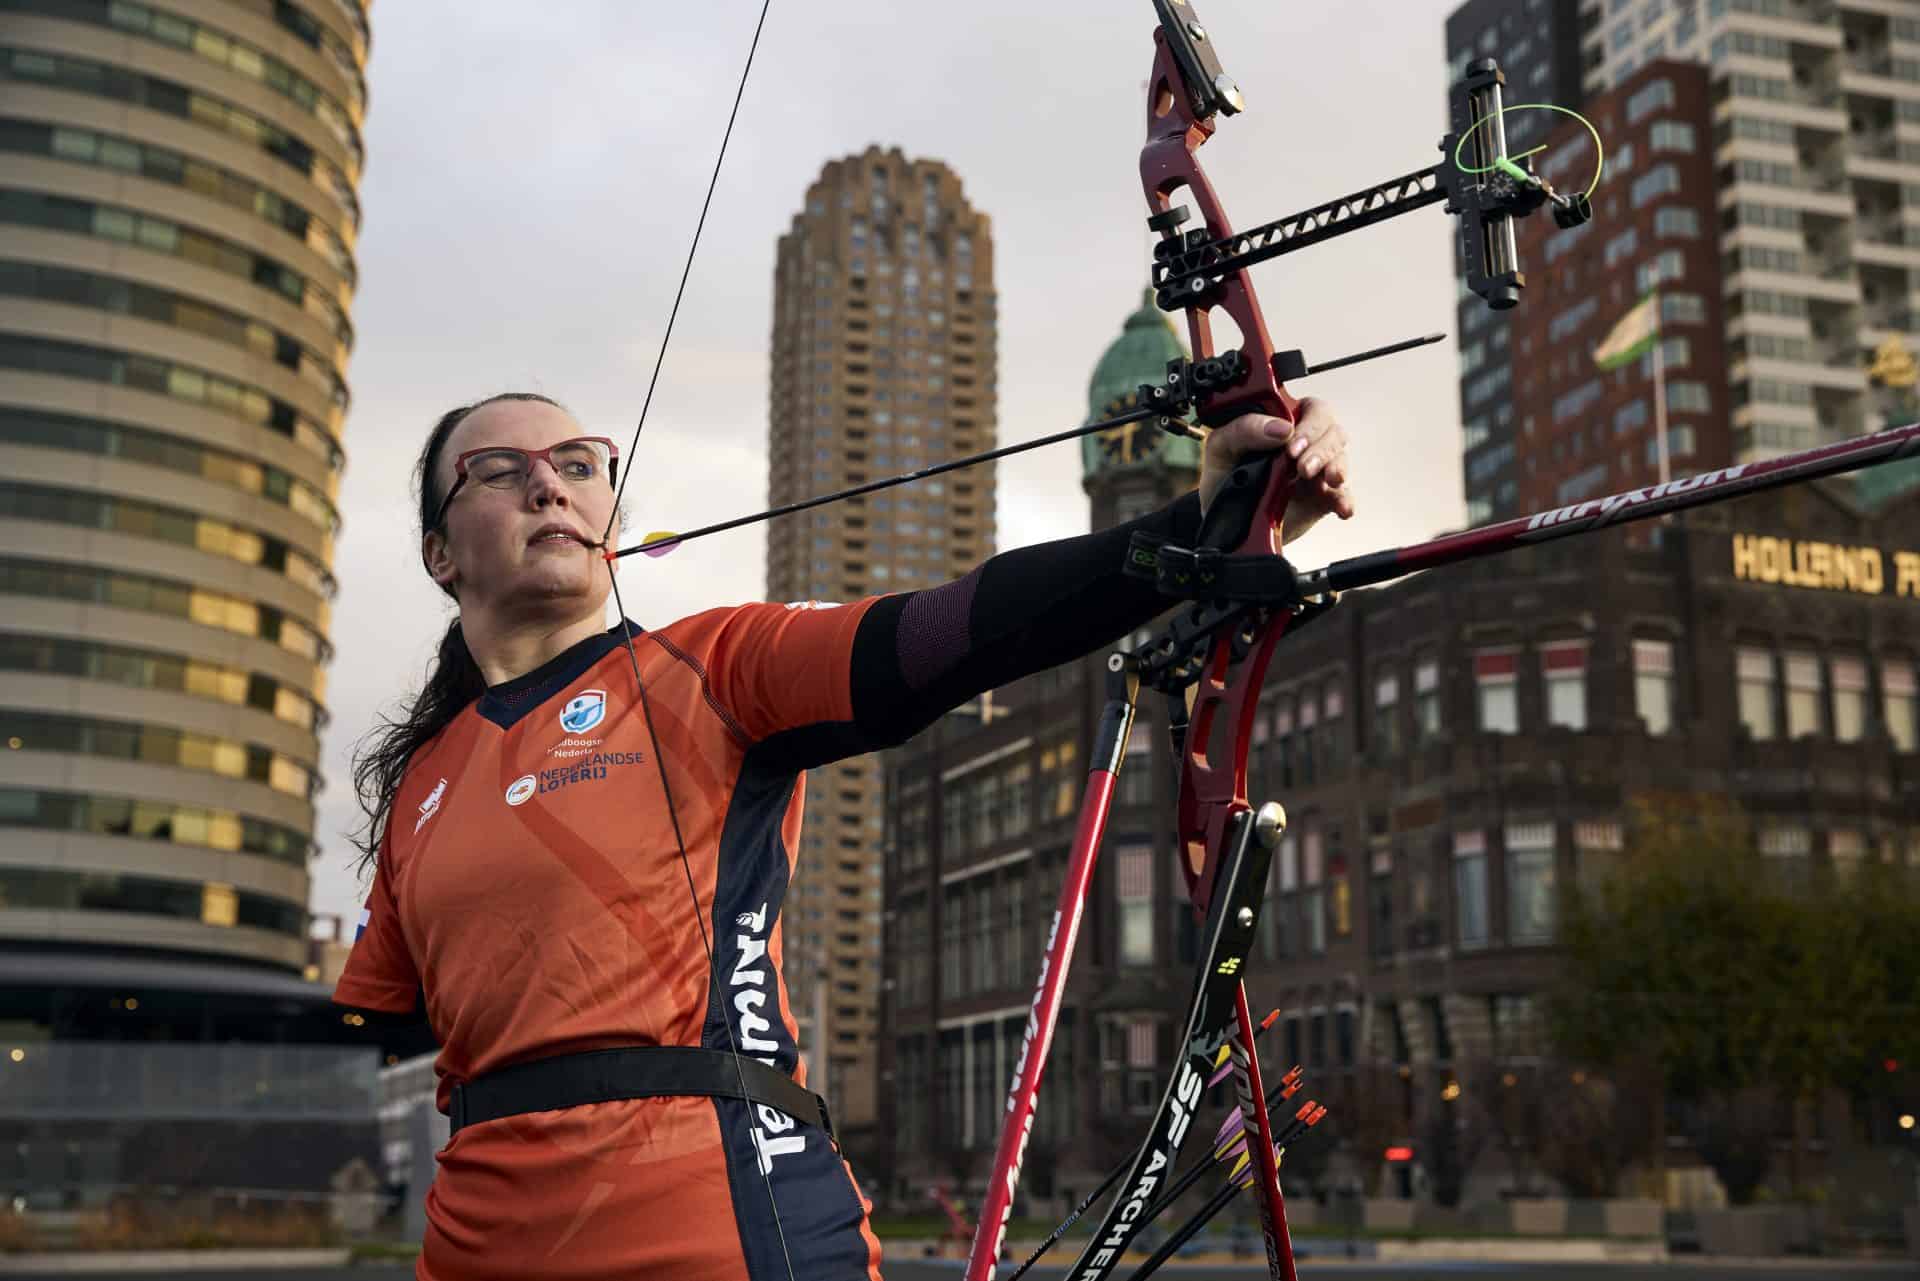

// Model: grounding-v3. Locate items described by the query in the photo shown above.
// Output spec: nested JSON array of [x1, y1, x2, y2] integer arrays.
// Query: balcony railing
[[1786, 83, 1842, 111], [1863, 306, 1918, 333], [1852, 131, 1901, 162], [1844, 53, 1897, 80], [1855, 218, 1916, 249]]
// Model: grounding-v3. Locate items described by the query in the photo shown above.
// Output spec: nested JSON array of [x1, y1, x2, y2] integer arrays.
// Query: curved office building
[[0, 0, 366, 995]]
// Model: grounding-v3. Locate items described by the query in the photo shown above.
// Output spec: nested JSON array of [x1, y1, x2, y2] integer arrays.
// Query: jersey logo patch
[[559, 689, 608, 734], [414, 777, 448, 833], [505, 774, 537, 806]]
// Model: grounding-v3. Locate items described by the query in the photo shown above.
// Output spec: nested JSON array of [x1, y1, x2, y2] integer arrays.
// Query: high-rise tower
[[765, 146, 997, 1129], [0, 1, 367, 978], [1579, 0, 1920, 467]]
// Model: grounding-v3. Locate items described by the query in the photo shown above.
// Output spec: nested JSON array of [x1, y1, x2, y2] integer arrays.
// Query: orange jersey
[[335, 602, 887, 1280]]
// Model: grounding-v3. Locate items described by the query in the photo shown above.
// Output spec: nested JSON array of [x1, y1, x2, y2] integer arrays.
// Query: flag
[[1593, 291, 1660, 370]]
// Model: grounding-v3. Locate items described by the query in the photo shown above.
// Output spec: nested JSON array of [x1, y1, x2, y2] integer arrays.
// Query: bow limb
[[1169, 452, 1298, 907], [1138, 11, 1304, 910], [1228, 985, 1296, 1278], [1141, 24, 1299, 434], [1144, 5, 1301, 1276]]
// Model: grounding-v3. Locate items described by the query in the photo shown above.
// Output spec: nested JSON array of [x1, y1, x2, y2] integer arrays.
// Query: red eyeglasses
[[429, 436, 620, 532]]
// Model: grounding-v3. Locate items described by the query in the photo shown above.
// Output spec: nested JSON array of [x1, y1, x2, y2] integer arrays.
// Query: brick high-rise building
[[1510, 59, 1734, 516], [1577, 0, 1920, 470], [765, 146, 998, 1131]]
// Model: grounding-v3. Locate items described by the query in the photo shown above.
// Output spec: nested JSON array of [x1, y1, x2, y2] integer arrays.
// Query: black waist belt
[[448, 1046, 834, 1141]]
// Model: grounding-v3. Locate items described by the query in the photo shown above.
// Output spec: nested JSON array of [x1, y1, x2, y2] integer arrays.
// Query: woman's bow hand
[[1196, 397, 1355, 543]]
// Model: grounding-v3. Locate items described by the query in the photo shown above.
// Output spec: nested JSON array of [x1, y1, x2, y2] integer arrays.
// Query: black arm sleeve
[[836, 491, 1203, 753]]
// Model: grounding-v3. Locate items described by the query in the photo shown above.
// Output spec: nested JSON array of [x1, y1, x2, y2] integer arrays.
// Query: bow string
[[595, 5, 800, 1280]]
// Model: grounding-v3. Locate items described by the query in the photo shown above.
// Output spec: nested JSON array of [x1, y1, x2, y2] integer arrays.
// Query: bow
[[969, 5, 1598, 1276], [578, 3, 1920, 1278]]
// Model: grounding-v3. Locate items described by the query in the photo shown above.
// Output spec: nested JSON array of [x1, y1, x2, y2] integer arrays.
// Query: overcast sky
[[311, 0, 1476, 926]]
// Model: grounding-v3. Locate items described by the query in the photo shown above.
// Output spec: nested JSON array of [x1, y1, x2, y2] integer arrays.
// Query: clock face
[[1080, 390, 1199, 482], [1095, 391, 1153, 465], [1869, 336, 1916, 390]]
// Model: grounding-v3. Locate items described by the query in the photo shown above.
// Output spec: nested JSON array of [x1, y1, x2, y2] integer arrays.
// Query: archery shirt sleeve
[[725, 490, 1204, 771], [332, 833, 424, 1018], [682, 595, 889, 749], [848, 489, 1202, 747]]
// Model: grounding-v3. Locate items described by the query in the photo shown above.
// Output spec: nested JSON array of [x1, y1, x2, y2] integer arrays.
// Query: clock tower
[[1080, 288, 1204, 530]]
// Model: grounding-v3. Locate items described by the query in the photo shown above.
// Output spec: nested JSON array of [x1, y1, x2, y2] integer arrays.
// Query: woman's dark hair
[[348, 392, 565, 877]]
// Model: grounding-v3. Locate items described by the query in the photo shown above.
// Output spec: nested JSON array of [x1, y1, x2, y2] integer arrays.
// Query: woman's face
[[423, 399, 619, 621]]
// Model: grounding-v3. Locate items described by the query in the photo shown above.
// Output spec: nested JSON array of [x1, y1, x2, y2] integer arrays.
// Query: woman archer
[[332, 390, 1354, 1280]]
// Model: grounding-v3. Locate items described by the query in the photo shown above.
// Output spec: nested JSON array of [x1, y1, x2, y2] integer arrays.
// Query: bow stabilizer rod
[[1297, 419, 1920, 598], [1120, 421, 1920, 617]]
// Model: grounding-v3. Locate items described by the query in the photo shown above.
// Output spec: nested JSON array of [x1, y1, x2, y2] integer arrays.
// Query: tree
[[1022, 1135, 1058, 1205], [845, 1126, 898, 1212], [1823, 860, 1920, 1103], [1548, 798, 1920, 1201], [1462, 1061, 1554, 1197], [1276, 1103, 1334, 1197], [1536, 1061, 1660, 1198], [1693, 1089, 1775, 1206], [1420, 1093, 1487, 1208], [932, 1137, 977, 1207], [1549, 800, 1779, 1102], [1337, 1066, 1412, 1197], [1762, 857, 1920, 1188]]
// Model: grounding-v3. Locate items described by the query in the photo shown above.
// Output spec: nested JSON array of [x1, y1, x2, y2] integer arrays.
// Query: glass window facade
[[0, 45, 358, 222], [0, 185, 351, 341], [0, 635, 322, 732], [0, 786, 311, 865], [0, 259, 345, 404], [0, 481, 333, 597], [0, 865, 303, 936], [1, 707, 315, 797], [0, 410, 339, 533], [0, 335, 340, 469], [0, 555, 327, 661], [0, 116, 356, 284]]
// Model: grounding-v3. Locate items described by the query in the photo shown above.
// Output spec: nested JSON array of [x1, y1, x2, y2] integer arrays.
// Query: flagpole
[[1652, 329, 1670, 487]]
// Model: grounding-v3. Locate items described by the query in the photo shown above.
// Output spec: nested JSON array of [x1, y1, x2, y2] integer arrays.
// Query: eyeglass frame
[[427, 435, 621, 533]]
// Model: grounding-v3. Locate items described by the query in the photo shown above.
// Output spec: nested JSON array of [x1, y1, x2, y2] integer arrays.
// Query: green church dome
[[1080, 288, 1204, 479]]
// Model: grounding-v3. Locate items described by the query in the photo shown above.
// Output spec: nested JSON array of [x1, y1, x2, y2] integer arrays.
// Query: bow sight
[[1139, 0, 1596, 427]]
